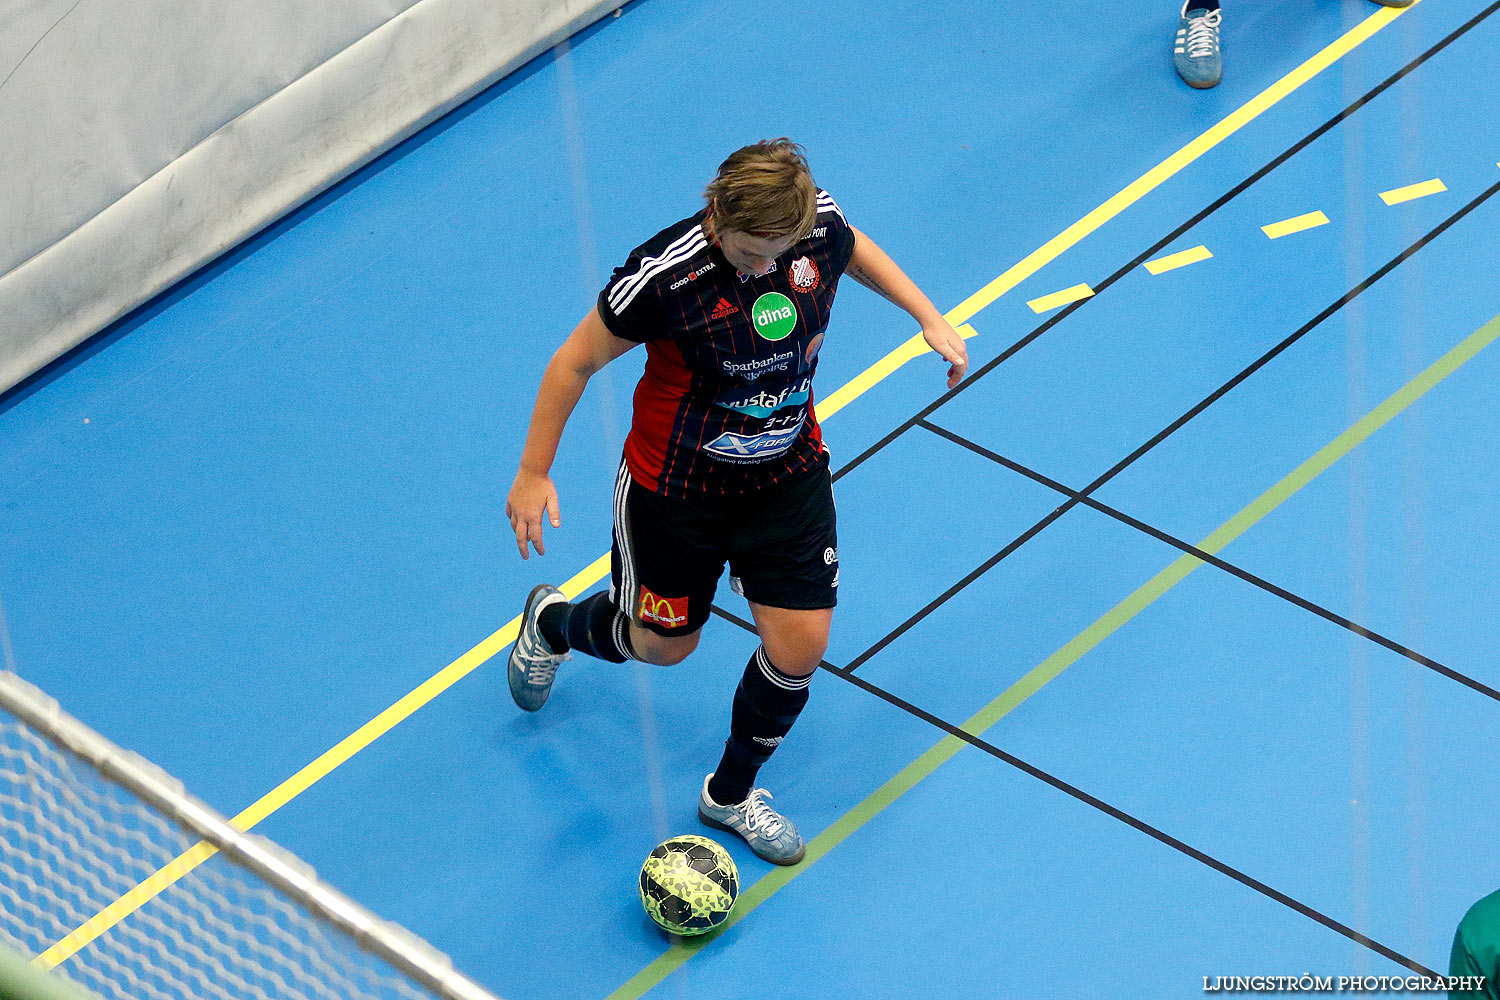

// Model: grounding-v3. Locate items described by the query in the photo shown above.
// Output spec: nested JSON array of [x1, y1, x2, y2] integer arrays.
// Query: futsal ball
[[638, 835, 738, 936]]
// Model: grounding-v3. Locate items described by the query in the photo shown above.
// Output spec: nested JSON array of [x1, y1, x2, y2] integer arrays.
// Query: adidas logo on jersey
[[710, 298, 740, 319]]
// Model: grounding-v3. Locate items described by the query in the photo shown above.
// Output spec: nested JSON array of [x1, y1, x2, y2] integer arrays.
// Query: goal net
[[0, 671, 502, 1000]]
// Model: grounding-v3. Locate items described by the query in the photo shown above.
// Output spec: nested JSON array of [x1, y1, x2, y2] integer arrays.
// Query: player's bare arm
[[507, 306, 636, 559], [846, 226, 969, 388]]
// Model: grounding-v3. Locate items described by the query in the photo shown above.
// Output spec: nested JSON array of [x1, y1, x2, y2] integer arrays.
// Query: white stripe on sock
[[756, 646, 811, 690]]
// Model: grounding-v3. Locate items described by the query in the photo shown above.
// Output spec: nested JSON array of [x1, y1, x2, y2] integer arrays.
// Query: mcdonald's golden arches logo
[[638, 588, 689, 628]]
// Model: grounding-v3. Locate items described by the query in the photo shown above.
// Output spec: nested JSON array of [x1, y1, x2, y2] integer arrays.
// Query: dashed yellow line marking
[[40, 0, 1422, 975], [1379, 178, 1447, 205], [1262, 210, 1331, 239], [1027, 283, 1095, 314], [945, 1, 1413, 326], [1144, 245, 1213, 275], [604, 304, 1500, 1000]]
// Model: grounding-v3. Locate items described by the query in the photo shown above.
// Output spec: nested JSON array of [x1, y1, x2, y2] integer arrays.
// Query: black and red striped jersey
[[597, 190, 856, 499]]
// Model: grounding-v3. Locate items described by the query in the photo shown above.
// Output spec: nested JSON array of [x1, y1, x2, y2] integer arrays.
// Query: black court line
[[918, 418, 1500, 705], [707, 604, 1442, 980], [832, 0, 1500, 489], [842, 177, 1500, 674]]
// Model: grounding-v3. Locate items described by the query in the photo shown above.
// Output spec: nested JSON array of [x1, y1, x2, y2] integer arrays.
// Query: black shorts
[[609, 456, 839, 636]]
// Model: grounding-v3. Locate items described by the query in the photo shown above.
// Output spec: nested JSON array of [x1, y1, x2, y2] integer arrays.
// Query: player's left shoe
[[1174, 4, 1222, 88], [1367, 0, 1413, 8], [697, 775, 806, 865], [507, 584, 570, 712]]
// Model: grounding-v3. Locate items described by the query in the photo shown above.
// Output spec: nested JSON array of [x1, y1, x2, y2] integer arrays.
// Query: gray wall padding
[[0, 0, 619, 393]]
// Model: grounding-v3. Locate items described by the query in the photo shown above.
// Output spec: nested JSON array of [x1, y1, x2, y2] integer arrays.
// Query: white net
[[0, 674, 501, 1000]]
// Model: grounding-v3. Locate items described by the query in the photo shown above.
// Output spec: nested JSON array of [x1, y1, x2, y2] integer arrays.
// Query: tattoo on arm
[[846, 262, 900, 304]]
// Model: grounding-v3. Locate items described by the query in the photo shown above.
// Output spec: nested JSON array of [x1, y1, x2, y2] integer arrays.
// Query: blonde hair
[[704, 139, 818, 241]]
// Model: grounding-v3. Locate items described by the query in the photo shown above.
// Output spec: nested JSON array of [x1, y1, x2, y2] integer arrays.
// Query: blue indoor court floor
[[3, 0, 1499, 996]]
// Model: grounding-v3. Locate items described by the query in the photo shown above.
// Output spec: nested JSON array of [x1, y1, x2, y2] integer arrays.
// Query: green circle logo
[[750, 292, 797, 341]]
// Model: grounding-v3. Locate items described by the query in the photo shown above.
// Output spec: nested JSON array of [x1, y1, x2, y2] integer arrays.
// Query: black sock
[[537, 591, 636, 663], [1185, 0, 1219, 12], [708, 646, 811, 807]]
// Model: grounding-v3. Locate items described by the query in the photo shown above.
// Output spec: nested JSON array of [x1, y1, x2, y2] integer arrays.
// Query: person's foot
[[507, 584, 570, 712], [1175, 5, 1222, 89], [1367, 0, 1413, 8], [697, 775, 806, 866]]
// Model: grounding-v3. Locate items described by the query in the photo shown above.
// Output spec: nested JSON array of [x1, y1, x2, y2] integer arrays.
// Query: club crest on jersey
[[638, 588, 689, 629], [789, 256, 820, 292]]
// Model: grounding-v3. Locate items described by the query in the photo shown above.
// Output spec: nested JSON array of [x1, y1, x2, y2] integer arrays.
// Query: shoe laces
[[525, 651, 568, 686], [520, 619, 570, 684], [741, 789, 784, 837], [1184, 10, 1221, 58]]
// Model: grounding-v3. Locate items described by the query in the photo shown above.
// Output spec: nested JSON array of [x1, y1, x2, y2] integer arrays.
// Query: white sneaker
[[697, 775, 806, 866], [1175, 4, 1222, 89], [507, 584, 570, 712]]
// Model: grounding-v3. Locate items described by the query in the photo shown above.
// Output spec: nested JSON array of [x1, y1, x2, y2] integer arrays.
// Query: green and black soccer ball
[[638, 835, 738, 936]]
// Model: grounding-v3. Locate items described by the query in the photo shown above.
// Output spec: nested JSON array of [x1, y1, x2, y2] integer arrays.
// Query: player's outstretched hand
[[922, 318, 969, 389], [506, 469, 561, 559]]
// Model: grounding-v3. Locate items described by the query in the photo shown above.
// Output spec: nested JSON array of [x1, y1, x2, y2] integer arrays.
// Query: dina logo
[[750, 292, 797, 341]]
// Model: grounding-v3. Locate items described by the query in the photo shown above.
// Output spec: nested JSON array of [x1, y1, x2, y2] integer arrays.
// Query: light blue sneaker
[[507, 584, 570, 712], [1175, 4, 1222, 89], [697, 775, 806, 866]]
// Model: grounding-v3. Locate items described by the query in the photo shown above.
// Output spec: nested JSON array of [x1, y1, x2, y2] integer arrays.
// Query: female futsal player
[[505, 139, 967, 864]]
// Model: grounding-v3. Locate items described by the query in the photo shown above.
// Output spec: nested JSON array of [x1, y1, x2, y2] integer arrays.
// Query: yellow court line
[[1379, 177, 1447, 205], [1144, 245, 1213, 275], [38, 322, 974, 970], [815, 324, 978, 420], [603, 311, 1500, 1000], [945, 0, 1413, 326], [35, 553, 612, 971], [1262, 210, 1331, 239], [1027, 283, 1096, 314], [40, 0, 1417, 971]]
